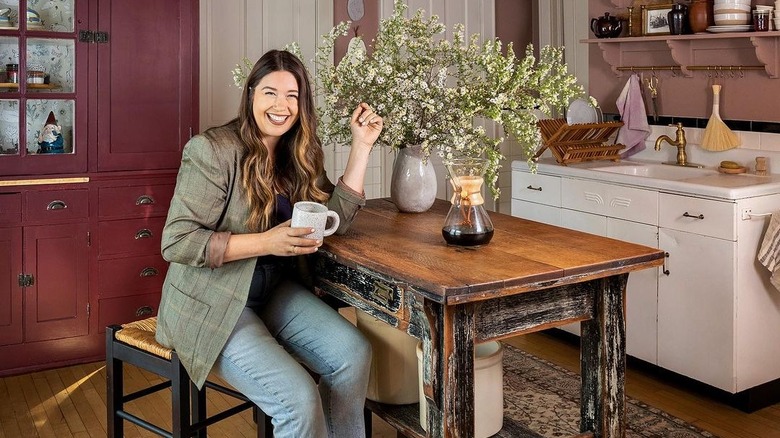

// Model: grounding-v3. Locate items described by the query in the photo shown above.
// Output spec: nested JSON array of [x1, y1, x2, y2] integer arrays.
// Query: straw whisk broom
[[701, 84, 740, 151]]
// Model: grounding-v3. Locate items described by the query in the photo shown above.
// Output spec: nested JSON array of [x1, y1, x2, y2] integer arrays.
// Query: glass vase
[[442, 158, 494, 247]]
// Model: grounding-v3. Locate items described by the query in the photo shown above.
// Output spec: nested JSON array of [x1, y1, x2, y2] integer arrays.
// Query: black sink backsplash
[[603, 113, 780, 134]]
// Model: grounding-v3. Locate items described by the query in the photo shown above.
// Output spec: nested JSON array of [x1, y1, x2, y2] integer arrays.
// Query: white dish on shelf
[[566, 98, 601, 125], [706, 24, 753, 32]]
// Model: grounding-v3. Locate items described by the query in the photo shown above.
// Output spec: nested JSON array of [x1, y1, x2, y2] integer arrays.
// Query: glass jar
[[442, 158, 494, 247], [5, 64, 18, 83], [753, 9, 770, 32], [27, 70, 45, 84]]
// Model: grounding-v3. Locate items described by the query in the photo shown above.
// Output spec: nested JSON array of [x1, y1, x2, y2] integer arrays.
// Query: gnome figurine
[[38, 111, 64, 153]]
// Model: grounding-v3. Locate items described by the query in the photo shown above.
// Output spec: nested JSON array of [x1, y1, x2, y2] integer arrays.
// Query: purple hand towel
[[616, 74, 651, 159]]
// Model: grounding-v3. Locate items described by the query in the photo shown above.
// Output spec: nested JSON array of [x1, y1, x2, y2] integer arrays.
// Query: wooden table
[[312, 199, 664, 438]]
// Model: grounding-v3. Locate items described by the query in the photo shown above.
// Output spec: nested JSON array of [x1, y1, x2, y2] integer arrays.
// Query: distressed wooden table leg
[[417, 298, 476, 438], [580, 274, 628, 438]]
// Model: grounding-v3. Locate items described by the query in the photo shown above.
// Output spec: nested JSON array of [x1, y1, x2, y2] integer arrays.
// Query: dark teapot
[[591, 12, 623, 38]]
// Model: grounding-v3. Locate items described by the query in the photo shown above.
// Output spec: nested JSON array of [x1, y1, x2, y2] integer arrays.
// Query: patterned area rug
[[501, 343, 718, 437]]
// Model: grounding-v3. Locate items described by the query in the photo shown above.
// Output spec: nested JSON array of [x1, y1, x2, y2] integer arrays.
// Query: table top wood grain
[[321, 198, 665, 305]]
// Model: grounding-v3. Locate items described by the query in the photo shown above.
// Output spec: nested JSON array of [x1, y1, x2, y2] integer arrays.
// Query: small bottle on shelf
[[6, 63, 18, 83]]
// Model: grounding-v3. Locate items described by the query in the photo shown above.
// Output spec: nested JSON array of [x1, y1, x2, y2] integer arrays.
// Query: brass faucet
[[654, 123, 703, 168]]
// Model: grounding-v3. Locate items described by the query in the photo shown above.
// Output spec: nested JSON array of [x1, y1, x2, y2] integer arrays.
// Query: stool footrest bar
[[116, 409, 173, 438]]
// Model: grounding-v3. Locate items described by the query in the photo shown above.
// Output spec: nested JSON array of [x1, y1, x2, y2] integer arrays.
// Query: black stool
[[106, 317, 273, 438]]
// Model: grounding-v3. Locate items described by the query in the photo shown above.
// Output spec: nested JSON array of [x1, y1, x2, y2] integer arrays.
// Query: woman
[[155, 50, 383, 438]]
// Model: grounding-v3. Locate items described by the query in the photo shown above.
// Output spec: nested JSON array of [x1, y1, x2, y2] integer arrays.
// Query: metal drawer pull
[[135, 228, 153, 239], [47, 200, 68, 210], [372, 281, 393, 306], [526, 185, 543, 192], [140, 267, 159, 277], [682, 212, 704, 220], [136, 305, 154, 317], [136, 195, 155, 205]]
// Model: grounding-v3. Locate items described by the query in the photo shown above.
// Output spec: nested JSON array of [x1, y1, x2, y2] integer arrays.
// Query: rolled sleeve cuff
[[206, 230, 232, 269]]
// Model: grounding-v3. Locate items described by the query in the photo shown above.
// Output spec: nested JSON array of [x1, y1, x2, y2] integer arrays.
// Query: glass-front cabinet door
[[0, 0, 86, 177]]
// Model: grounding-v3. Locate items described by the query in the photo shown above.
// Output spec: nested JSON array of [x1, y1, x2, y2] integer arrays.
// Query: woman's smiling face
[[252, 70, 300, 143]]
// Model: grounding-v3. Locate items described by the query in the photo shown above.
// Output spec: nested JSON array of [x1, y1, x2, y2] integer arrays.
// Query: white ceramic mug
[[291, 201, 340, 240]]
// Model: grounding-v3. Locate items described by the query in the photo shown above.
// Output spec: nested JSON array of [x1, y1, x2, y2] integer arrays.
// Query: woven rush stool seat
[[106, 316, 272, 438]]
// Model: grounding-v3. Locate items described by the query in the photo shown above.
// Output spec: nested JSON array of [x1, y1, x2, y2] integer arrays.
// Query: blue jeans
[[211, 279, 371, 438]]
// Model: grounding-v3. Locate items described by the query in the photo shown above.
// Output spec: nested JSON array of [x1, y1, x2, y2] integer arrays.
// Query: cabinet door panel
[[0, 227, 22, 346], [23, 223, 89, 342], [658, 228, 735, 391], [608, 218, 659, 365], [96, 0, 196, 171]]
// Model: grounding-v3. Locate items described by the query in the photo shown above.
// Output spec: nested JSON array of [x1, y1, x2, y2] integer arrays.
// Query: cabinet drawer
[[314, 256, 405, 321], [562, 179, 658, 225], [511, 199, 562, 226], [24, 189, 89, 223], [98, 183, 175, 219], [98, 292, 161, 333], [511, 171, 561, 207], [99, 217, 166, 257], [659, 193, 735, 240], [98, 254, 169, 299], [0, 192, 21, 225]]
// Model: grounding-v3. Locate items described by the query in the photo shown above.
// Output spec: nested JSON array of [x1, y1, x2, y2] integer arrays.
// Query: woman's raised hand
[[350, 102, 383, 149]]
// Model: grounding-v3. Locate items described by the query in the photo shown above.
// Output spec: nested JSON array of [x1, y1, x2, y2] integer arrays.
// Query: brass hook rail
[[615, 66, 681, 72], [686, 65, 764, 71], [616, 65, 764, 72]]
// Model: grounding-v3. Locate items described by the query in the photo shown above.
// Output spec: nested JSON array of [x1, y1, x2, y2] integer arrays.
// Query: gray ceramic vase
[[390, 145, 437, 213]]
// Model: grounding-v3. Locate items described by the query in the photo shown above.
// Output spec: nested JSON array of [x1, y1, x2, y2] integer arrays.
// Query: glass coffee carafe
[[442, 158, 494, 247]]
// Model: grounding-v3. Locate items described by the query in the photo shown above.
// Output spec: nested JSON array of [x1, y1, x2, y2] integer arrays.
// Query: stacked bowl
[[713, 0, 752, 25]]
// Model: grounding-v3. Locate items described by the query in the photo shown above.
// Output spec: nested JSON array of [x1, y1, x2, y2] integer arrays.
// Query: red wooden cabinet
[[23, 222, 89, 342], [0, 0, 197, 376], [0, 226, 23, 347], [0, 0, 89, 177], [95, 0, 196, 171]]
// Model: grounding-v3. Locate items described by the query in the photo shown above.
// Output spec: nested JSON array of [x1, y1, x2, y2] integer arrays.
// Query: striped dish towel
[[758, 212, 780, 292]]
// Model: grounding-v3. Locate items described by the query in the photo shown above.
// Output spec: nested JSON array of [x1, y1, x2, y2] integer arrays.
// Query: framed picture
[[642, 4, 673, 35]]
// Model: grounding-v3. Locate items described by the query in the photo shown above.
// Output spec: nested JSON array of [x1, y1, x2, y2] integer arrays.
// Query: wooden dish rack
[[534, 119, 625, 165]]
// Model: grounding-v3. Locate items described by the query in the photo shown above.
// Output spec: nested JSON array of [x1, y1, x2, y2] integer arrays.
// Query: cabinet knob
[[135, 228, 153, 239], [136, 195, 155, 205], [139, 267, 159, 277], [136, 305, 154, 317], [47, 200, 68, 210]]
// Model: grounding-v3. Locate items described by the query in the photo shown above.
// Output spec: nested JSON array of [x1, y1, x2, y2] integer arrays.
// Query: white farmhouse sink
[[589, 163, 718, 181]]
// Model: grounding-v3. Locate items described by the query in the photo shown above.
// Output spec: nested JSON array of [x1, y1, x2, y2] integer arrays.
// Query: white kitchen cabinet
[[511, 172, 562, 226], [658, 227, 735, 390], [608, 219, 659, 365], [514, 173, 660, 362], [512, 163, 780, 400]]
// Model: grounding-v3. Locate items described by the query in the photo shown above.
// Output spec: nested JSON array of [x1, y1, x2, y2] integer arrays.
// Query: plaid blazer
[[155, 125, 365, 388]]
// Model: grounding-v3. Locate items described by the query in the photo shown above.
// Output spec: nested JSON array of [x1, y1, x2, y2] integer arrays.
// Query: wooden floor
[[1, 331, 779, 437]]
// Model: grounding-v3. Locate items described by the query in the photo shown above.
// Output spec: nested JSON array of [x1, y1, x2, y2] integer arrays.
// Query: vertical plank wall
[[199, 1, 514, 207]]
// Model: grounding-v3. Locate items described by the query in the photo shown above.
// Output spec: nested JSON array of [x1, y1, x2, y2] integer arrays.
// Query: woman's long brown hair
[[231, 50, 328, 232]]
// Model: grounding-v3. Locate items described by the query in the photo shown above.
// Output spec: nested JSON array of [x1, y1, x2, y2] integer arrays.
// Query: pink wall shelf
[[584, 32, 780, 78]]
